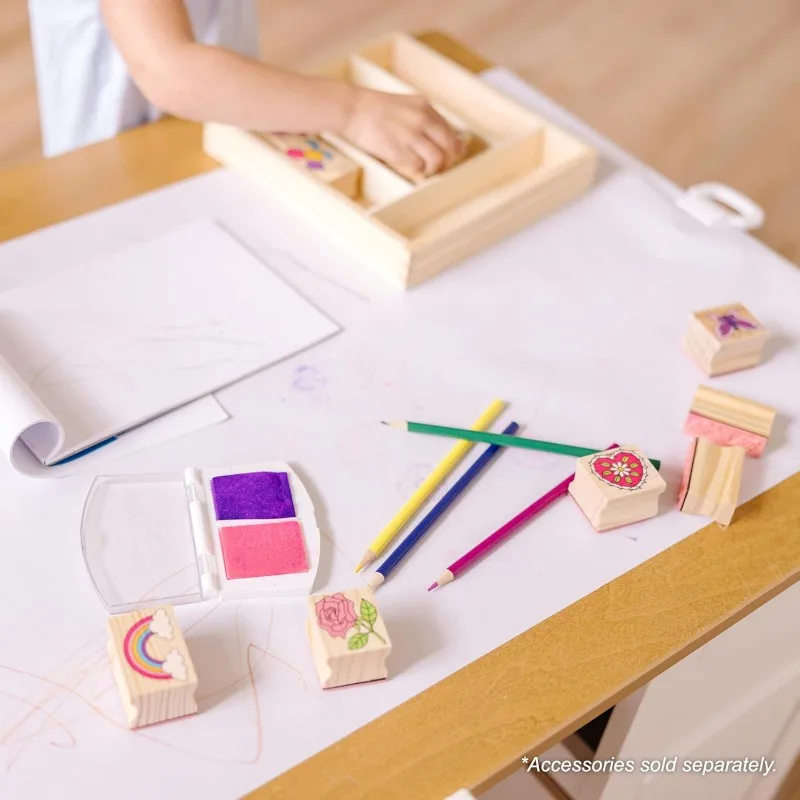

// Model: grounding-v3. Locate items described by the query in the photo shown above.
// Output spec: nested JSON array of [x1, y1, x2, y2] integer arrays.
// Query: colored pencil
[[428, 443, 619, 591], [384, 420, 660, 471], [368, 421, 520, 589], [355, 399, 506, 572]]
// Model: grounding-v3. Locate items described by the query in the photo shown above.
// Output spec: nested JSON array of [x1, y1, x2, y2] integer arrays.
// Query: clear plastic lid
[[81, 473, 203, 613]]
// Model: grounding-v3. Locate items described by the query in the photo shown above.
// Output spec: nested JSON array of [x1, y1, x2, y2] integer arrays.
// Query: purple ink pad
[[210, 471, 295, 521]]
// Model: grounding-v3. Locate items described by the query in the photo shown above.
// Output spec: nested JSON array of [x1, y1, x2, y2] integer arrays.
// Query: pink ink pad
[[219, 520, 309, 580]]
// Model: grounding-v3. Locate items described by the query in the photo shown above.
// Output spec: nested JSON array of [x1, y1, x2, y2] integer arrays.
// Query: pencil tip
[[367, 573, 385, 589], [355, 550, 375, 573], [427, 582, 438, 592]]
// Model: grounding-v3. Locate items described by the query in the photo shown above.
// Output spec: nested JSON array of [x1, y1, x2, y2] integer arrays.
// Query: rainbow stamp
[[122, 609, 187, 681], [108, 605, 198, 728]]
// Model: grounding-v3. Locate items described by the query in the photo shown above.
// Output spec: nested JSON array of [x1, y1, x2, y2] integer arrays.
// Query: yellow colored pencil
[[355, 399, 505, 572]]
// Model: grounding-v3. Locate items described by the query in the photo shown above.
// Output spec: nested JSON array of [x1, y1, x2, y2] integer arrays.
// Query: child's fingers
[[410, 134, 445, 176], [423, 121, 464, 169], [394, 148, 426, 181]]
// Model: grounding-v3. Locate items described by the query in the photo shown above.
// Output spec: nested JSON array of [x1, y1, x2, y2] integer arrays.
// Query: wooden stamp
[[107, 605, 198, 728], [684, 385, 776, 458], [568, 445, 666, 532], [684, 303, 769, 377], [678, 438, 746, 527], [262, 133, 362, 199], [307, 587, 391, 689]]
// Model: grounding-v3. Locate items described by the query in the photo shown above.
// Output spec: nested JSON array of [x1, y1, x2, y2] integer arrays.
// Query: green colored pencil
[[383, 420, 661, 471]]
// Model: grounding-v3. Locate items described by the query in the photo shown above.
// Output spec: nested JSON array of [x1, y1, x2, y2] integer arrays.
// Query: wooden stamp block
[[685, 385, 776, 458], [684, 303, 769, 376], [307, 587, 391, 689], [678, 438, 746, 527], [107, 605, 198, 728], [262, 133, 362, 199], [568, 445, 666, 532]]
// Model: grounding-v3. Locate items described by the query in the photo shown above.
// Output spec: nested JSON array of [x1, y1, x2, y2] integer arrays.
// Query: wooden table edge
[[1, 30, 798, 800]]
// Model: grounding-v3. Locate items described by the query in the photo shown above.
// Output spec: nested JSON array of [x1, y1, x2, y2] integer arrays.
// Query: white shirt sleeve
[[27, 0, 259, 158]]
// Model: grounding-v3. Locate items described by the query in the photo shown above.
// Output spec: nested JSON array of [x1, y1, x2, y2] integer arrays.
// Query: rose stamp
[[306, 587, 392, 688], [315, 592, 387, 650]]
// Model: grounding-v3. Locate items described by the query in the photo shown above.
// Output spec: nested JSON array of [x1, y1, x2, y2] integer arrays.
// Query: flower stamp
[[590, 449, 647, 491], [570, 445, 666, 532], [315, 593, 357, 638], [307, 587, 392, 688], [315, 592, 387, 650]]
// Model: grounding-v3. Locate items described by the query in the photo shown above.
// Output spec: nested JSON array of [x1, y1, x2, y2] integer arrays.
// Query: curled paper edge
[[0, 354, 64, 477]]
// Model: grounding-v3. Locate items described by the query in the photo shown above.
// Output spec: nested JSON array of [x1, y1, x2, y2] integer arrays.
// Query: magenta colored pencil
[[428, 443, 619, 591]]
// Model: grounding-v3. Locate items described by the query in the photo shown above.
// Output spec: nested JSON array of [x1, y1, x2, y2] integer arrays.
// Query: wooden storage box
[[203, 33, 598, 288]]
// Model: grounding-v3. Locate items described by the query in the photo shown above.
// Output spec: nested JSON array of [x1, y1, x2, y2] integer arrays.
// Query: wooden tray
[[203, 33, 598, 288]]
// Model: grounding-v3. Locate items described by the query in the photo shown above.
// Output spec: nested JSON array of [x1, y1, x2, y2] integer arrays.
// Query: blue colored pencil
[[367, 421, 519, 589]]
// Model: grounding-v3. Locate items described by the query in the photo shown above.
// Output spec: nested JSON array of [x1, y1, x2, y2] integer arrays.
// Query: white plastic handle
[[675, 182, 765, 231]]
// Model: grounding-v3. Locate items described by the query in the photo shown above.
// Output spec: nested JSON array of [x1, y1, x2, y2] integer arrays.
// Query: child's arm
[[101, 0, 463, 179]]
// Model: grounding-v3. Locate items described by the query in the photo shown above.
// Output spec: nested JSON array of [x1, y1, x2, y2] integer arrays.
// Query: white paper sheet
[[0, 219, 340, 475], [0, 69, 798, 800]]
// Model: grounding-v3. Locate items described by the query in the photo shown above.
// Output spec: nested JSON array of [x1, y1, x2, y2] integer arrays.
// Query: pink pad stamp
[[683, 412, 767, 458], [219, 520, 309, 580]]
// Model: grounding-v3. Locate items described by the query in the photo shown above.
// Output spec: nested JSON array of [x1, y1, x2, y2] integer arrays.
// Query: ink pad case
[[81, 462, 322, 613]]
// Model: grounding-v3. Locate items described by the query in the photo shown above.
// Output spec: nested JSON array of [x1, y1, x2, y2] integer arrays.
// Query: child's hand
[[344, 90, 465, 181], [99, 0, 465, 177]]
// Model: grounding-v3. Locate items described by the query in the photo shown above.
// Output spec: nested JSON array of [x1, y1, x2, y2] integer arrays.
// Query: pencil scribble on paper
[[0, 577, 307, 775], [29, 322, 267, 393]]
